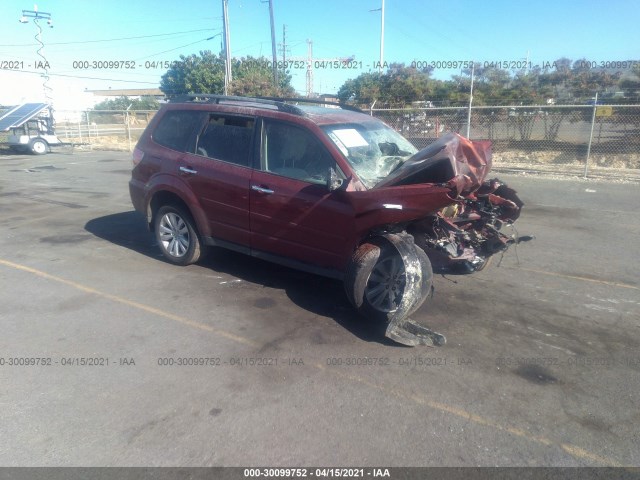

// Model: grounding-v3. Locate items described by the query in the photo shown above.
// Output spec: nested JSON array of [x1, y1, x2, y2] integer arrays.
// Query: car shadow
[[84, 211, 400, 346]]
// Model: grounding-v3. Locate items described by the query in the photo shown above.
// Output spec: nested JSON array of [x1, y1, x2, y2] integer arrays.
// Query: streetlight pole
[[19, 6, 53, 103], [369, 0, 385, 73], [268, 0, 278, 87], [222, 0, 232, 95]]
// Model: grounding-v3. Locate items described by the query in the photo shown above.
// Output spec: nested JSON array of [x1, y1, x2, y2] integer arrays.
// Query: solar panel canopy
[[0, 103, 50, 132]]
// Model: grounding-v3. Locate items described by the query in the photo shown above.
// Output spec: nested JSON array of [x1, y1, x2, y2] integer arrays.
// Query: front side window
[[195, 114, 255, 167], [152, 110, 203, 152], [322, 121, 417, 188], [261, 121, 335, 184]]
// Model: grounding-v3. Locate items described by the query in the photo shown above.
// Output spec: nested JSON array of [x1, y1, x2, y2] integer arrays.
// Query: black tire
[[154, 205, 204, 266], [344, 236, 433, 324], [29, 138, 48, 155]]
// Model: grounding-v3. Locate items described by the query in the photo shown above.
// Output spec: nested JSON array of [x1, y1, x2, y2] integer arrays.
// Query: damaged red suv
[[129, 95, 523, 345]]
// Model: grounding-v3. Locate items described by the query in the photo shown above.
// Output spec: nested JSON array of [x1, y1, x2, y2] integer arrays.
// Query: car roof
[[163, 95, 375, 126], [294, 105, 377, 126]]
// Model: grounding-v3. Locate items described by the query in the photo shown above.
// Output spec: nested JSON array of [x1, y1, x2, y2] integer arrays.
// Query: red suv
[[130, 95, 523, 345]]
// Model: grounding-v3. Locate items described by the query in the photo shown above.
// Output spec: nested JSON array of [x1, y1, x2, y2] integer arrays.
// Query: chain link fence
[[52, 109, 158, 151], [371, 105, 640, 176], [3, 105, 638, 177]]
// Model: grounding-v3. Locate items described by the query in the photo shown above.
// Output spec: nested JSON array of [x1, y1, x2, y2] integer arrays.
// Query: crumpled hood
[[374, 133, 492, 195]]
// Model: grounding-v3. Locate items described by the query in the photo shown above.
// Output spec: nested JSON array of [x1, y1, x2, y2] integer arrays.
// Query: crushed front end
[[374, 133, 528, 346], [377, 132, 526, 274], [410, 178, 524, 273]]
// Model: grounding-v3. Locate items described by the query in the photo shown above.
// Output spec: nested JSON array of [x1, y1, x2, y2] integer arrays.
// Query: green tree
[[337, 64, 434, 106], [337, 72, 383, 105], [230, 56, 296, 97], [337, 57, 640, 108], [160, 50, 295, 97], [92, 96, 159, 110]]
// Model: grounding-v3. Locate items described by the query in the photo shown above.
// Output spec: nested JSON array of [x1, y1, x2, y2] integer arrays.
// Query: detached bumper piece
[[380, 233, 445, 347], [386, 319, 446, 347]]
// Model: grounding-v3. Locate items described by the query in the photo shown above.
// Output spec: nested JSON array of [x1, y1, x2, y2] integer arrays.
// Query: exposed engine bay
[[410, 179, 526, 273]]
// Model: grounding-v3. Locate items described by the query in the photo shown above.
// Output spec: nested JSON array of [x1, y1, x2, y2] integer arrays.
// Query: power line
[[3, 68, 158, 85], [0, 28, 217, 47], [130, 36, 222, 61]]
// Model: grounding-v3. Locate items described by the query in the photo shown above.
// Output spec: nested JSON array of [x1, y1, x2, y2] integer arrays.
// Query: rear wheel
[[30, 138, 48, 155], [345, 236, 432, 323], [154, 205, 203, 265]]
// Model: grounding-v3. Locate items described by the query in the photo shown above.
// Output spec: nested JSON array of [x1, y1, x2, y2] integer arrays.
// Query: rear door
[[178, 113, 256, 247], [249, 119, 354, 271]]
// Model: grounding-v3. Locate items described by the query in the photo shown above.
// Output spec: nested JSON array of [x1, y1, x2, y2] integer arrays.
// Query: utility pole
[[306, 39, 313, 98], [379, 0, 385, 73], [268, 0, 278, 86], [288, 41, 354, 98], [222, 0, 232, 95], [280, 24, 287, 64]]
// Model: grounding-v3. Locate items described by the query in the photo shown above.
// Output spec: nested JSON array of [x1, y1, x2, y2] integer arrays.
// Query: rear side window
[[152, 110, 203, 152], [195, 115, 255, 167]]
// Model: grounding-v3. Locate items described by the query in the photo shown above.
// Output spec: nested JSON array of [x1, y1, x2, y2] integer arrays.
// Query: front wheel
[[154, 205, 204, 266], [344, 235, 433, 324]]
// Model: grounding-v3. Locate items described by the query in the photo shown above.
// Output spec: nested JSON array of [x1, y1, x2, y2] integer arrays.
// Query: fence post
[[125, 108, 132, 152], [86, 111, 92, 150], [584, 92, 598, 178], [465, 62, 475, 138], [369, 100, 377, 117]]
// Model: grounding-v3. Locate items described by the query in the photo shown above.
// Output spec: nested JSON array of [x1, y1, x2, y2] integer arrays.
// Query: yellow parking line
[[512, 267, 640, 291], [0, 257, 626, 466], [314, 363, 623, 466], [4, 216, 55, 229], [0, 258, 258, 348]]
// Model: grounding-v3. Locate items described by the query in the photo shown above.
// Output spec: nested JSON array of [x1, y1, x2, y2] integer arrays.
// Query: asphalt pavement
[[0, 150, 639, 467]]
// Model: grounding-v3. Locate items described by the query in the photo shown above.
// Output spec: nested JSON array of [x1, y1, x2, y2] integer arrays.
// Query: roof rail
[[256, 96, 363, 113], [168, 94, 363, 115], [168, 94, 303, 115]]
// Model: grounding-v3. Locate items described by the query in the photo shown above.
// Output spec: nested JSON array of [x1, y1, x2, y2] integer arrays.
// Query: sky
[[1, 0, 639, 110]]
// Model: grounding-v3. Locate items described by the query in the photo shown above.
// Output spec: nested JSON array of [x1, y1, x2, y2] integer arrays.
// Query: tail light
[[132, 147, 145, 166]]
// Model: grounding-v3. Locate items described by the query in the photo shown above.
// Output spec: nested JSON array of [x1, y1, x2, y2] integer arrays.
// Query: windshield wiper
[[387, 157, 407, 175]]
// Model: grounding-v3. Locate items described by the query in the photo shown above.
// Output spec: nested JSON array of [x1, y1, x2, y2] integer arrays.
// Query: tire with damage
[[344, 233, 433, 324]]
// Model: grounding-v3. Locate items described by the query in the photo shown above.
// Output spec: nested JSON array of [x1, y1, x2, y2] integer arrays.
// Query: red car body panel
[[179, 152, 252, 247], [130, 100, 524, 278], [249, 170, 354, 270]]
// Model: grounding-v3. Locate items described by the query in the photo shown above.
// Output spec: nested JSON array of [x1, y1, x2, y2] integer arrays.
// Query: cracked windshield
[[323, 122, 417, 188]]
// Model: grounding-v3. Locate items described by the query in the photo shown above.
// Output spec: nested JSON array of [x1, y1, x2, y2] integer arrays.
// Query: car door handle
[[251, 185, 274, 194], [179, 166, 198, 175]]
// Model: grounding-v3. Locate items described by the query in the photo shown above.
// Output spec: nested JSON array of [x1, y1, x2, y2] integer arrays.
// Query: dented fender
[[375, 233, 445, 347], [378, 233, 428, 325]]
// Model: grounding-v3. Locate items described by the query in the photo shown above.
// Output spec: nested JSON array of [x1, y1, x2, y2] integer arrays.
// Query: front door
[[250, 120, 353, 271]]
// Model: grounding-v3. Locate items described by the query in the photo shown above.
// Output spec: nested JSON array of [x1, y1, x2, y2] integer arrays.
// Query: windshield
[[322, 122, 418, 188]]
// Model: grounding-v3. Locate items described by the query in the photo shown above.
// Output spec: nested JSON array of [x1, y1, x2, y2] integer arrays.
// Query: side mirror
[[327, 167, 343, 191]]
